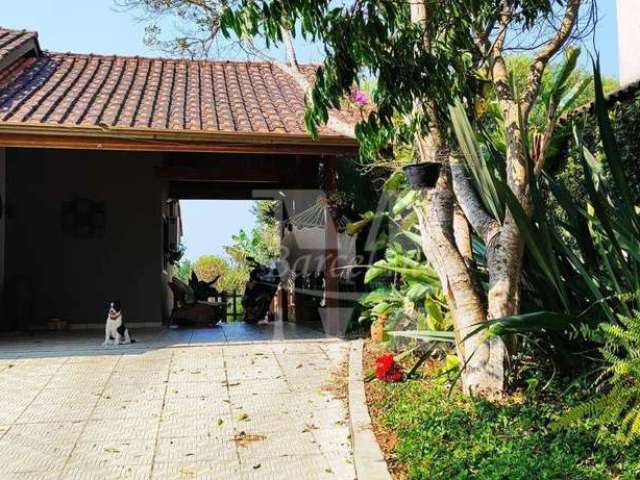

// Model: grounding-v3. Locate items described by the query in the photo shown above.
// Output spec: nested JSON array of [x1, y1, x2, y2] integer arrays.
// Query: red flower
[[375, 353, 403, 383]]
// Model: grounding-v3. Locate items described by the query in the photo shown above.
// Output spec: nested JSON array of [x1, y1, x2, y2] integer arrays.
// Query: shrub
[[559, 303, 640, 444]]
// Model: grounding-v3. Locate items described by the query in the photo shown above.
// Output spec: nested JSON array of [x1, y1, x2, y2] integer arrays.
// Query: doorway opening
[[163, 195, 331, 343]]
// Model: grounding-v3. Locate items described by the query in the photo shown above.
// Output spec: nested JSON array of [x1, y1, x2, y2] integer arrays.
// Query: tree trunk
[[414, 167, 503, 395], [486, 98, 529, 334], [409, 0, 507, 396]]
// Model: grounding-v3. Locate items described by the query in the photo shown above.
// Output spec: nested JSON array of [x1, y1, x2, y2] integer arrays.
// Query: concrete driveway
[[0, 332, 355, 479]]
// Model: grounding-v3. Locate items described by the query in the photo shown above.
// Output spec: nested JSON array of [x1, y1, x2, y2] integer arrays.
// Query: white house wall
[[617, 0, 640, 85]]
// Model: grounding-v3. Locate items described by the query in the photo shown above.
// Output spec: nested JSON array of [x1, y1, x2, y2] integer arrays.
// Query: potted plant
[[403, 161, 441, 189], [326, 191, 355, 219], [166, 243, 186, 266]]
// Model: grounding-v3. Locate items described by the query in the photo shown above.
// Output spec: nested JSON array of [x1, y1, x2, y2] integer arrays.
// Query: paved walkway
[[0, 322, 330, 358], [0, 329, 355, 479]]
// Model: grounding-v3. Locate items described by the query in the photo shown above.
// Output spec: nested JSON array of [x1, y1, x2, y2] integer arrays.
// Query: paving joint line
[[57, 353, 124, 480], [148, 349, 175, 479], [12, 356, 71, 425], [221, 346, 244, 475]]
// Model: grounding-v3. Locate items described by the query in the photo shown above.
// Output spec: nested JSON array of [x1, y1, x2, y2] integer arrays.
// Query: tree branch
[[489, 3, 514, 102], [281, 27, 300, 71], [522, 0, 581, 115], [450, 157, 500, 243], [241, 37, 356, 139]]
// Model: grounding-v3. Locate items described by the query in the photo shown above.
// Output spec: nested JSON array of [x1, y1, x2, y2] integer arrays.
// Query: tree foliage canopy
[[220, 0, 593, 160]]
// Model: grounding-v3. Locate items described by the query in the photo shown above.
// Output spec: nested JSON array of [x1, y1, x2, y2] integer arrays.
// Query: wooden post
[[323, 156, 340, 336], [278, 189, 289, 322]]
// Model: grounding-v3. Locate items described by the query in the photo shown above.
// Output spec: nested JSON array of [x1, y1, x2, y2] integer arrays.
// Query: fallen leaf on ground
[[233, 432, 267, 447], [238, 413, 250, 421], [302, 422, 318, 432]]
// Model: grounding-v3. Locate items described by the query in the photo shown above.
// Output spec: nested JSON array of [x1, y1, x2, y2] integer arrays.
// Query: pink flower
[[352, 90, 369, 106]]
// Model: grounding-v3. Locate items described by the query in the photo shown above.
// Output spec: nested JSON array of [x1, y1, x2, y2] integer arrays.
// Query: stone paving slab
[[0, 328, 355, 479]]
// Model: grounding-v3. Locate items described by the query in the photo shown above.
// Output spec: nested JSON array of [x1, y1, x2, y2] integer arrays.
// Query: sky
[[1, 0, 623, 260], [1, 0, 621, 76], [180, 200, 255, 261]]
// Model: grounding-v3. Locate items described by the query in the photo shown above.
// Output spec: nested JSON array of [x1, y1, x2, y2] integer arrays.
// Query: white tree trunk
[[414, 167, 504, 395]]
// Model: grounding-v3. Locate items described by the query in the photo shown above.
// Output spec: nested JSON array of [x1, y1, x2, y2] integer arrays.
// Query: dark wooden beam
[[0, 132, 358, 156], [169, 181, 281, 200], [157, 166, 283, 183]]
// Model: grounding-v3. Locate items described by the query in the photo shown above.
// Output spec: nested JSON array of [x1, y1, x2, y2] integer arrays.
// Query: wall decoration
[[61, 198, 106, 238]]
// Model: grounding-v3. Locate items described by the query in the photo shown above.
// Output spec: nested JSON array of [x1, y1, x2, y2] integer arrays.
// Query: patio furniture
[[169, 274, 227, 326]]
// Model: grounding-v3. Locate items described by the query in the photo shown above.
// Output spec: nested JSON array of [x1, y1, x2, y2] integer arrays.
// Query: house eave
[[0, 123, 359, 156]]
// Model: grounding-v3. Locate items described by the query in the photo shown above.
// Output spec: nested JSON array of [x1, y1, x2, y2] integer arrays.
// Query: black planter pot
[[403, 162, 441, 189]]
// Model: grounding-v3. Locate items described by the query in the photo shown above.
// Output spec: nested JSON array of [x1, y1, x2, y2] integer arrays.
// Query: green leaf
[[450, 100, 503, 220], [493, 176, 564, 301], [592, 59, 639, 235], [463, 311, 579, 342], [545, 47, 581, 109], [364, 264, 385, 284], [392, 190, 418, 215], [372, 302, 390, 315], [387, 330, 455, 344]]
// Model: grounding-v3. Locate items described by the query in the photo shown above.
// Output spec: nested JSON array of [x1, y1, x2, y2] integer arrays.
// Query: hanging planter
[[403, 162, 441, 189]]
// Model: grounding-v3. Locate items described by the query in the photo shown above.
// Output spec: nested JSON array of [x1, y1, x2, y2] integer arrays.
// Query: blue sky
[[1, 0, 621, 76], [2, 1, 622, 260]]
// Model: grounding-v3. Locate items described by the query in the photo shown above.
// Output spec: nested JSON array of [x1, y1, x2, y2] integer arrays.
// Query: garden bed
[[363, 340, 640, 480]]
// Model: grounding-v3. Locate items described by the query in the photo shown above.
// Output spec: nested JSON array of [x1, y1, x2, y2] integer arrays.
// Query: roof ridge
[[0, 26, 38, 38], [42, 50, 321, 67]]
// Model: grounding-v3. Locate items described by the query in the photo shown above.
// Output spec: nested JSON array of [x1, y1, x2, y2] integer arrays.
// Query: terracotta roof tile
[[0, 28, 38, 68], [0, 45, 359, 143]]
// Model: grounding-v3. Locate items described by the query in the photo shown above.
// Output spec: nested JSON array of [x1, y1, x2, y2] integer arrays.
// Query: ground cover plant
[[364, 343, 640, 480]]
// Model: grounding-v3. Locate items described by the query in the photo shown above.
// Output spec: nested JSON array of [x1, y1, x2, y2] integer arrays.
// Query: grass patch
[[366, 357, 640, 479]]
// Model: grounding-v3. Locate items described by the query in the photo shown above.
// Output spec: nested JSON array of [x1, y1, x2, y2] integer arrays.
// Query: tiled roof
[[0, 50, 358, 143], [0, 28, 38, 69], [572, 77, 640, 116]]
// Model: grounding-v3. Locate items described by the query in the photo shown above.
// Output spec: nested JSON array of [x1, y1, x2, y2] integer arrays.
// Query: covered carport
[[0, 26, 358, 337]]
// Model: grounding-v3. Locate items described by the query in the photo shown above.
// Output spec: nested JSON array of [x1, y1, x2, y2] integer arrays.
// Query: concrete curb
[[348, 339, 393, 480]]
